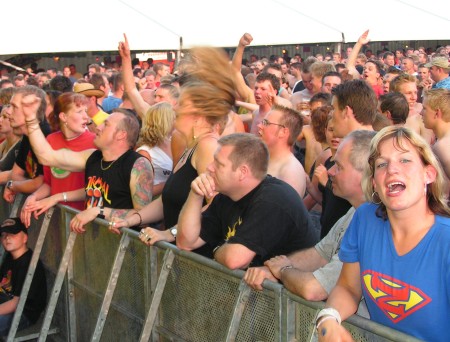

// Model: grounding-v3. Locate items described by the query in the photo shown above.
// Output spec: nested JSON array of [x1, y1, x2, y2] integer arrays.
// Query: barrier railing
[[1, 190, 421, 342]]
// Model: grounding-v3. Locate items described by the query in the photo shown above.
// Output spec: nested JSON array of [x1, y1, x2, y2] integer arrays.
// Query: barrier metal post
[[90, 233, 131, 342], [139, 249, 175, 342], [226, 279, 251, 341], [38, 228, 78, 342]]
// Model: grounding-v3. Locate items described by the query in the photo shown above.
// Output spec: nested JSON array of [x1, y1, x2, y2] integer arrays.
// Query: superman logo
[[362, 270, 431, 323]]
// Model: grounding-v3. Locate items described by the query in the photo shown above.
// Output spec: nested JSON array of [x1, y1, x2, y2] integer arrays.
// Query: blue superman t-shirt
[[339, 203, 450, 342]]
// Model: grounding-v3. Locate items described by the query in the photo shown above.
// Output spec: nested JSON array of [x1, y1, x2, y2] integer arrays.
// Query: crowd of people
[[0, 29, 448, 340]]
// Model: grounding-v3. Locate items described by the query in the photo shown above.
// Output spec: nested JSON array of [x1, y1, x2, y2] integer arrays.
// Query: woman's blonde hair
[[137, 102, 175, 148], [179, 47, 236, 132], [362, 126, 450, 219]]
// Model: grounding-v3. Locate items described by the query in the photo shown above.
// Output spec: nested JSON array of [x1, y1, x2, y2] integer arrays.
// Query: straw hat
[[73, 82, 105, 98]]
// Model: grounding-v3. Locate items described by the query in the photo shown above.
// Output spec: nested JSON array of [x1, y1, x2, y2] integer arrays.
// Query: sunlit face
[[8, 94, 27, 134], [94, 112, 124, 149], [101, 76, 111, 97], [331, 96, 348, 138], [62, 102, 89, 135], [322, 76, 341, 94], [145, 74, 156, 89], [417, 67, 430, 81], [401, 59, 414, 73], [310, 73, 323, 94], [363, 62, 380, 85], [38, 75, 49, 88], [0, 107, 12, 134], [257, 109, 285, 146], [398, 82, 418, 108], [384, 55, 395, 66], [207, 145, 240, 196], [328, 139, 362, 200], [325, 120, 340, 152], [88, 68, 96, 78], [421, 100, 436, 130], [254, 80, 276, 106], [63, 67, 71, 78], [372, 137, 435, 214], [383, 73, 397, 94], [428, 66, 441, 83], [255, 61, 264, 71], [333, 54, 341, 63], [281, 64, 289, 74], [346, 47, 353, 58]]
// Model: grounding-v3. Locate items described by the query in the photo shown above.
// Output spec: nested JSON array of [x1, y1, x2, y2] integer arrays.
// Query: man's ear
[[238, 164, 249, 181], [344, 105, 353, 119]]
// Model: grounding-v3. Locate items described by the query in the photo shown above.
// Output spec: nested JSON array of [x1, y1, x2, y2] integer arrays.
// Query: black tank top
[[162, 146, 198, 228], [85, 149, 141, 209]]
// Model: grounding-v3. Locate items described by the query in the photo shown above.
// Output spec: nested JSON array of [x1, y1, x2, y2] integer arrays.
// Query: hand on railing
[[70, 207, 100, 233], [138, 227, 174, 246], [243, 266, 278, 291]]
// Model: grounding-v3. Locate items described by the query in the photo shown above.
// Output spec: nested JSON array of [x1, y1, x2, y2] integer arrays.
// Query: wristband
[[63, 192, 68, 203], [316, 315, 338, 333], [279, 265, 294, 274], [316, 308, 341, 328], [97, 206, 105, 219]]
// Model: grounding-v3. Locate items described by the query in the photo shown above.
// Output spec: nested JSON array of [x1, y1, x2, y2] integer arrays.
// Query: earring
[[371, 191, 382, 204], [424, 183, 428, 195]]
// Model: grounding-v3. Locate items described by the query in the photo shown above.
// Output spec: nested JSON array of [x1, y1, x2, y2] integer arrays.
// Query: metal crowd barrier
[[0, 189, 421, 342]]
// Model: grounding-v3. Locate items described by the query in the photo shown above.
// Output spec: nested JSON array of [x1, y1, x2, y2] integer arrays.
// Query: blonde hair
[[179, 47, 236, 132], [137, 102, 175, 148], [423, 88, 450, 122], [363, 126, 450, 219]]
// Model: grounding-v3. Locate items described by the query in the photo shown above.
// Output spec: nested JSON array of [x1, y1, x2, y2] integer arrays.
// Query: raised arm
[[232, 33, 256, 104], [346, 30, 370, 80], [118, 33, 150, 118], [21, 94, 94, 172]]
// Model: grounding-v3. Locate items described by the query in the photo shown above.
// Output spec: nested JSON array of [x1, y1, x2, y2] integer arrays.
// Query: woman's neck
[[62, 128, 82, 141]]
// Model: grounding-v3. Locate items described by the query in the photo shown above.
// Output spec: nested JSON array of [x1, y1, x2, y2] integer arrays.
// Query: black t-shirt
[[15, 121, 51, 178], [0, 138, 22, 172], [0, 249, 47, 323], [200, 176, 318, 267], [84, 149, 141, 209]]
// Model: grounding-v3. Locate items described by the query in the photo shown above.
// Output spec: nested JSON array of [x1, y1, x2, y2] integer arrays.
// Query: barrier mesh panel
[[158, 253, 239, 341], [235, 290, 276, 342], [100, 238, 149, 341], [71, 222, 120, 340], [295, 302, 319, 342]]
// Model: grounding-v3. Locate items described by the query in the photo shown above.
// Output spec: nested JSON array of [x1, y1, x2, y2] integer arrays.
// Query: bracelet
[[279, 265, 294, 274], [316, 315, 339, 334], [62, 192, 68, 203], [316, 308, 342, 328], [130, 211, 142, 226]]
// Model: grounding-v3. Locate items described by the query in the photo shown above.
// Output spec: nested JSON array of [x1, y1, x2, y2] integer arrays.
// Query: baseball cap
[[425, 57, 450, 69], [0, 217, 28, 235]]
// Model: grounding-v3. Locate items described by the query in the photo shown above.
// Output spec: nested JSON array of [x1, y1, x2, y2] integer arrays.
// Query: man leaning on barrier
[[18, 94, 154, 233], [244, 130, 374, 317], [176, 133, 317, 270]]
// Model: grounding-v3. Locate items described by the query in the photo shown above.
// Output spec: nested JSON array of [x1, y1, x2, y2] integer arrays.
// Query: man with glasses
[[257, 104, 306, 198], [176, 133, 317, 270]]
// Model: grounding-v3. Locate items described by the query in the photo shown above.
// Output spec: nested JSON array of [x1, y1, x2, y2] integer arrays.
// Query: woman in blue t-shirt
[[316, 126, 450, 342]]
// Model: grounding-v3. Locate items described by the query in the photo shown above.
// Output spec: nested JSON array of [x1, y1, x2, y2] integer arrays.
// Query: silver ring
[[144, 233, 151, 241], [108, 221, 113, 226], [139, 229, 145, 237], [112, 222, 116, 228]]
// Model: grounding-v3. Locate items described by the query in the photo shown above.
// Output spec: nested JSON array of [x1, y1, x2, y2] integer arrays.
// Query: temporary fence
[[0, 188, 421, 342]]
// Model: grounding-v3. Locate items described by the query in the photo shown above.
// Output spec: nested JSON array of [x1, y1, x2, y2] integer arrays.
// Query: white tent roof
[[1, 0, 449, 55]]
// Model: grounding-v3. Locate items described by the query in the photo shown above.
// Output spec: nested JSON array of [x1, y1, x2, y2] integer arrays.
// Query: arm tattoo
[[131, 157, 154, 210]]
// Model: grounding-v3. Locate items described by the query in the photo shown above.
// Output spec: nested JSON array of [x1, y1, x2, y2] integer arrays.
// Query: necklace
[[101, 158, 117, 171]]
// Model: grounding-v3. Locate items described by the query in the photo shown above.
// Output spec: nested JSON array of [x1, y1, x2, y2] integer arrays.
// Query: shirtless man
[[249, 72, 279, 135], [422, 89, 450, 182], [257, 104, 306, 197], [390, 73, 435, 144]]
